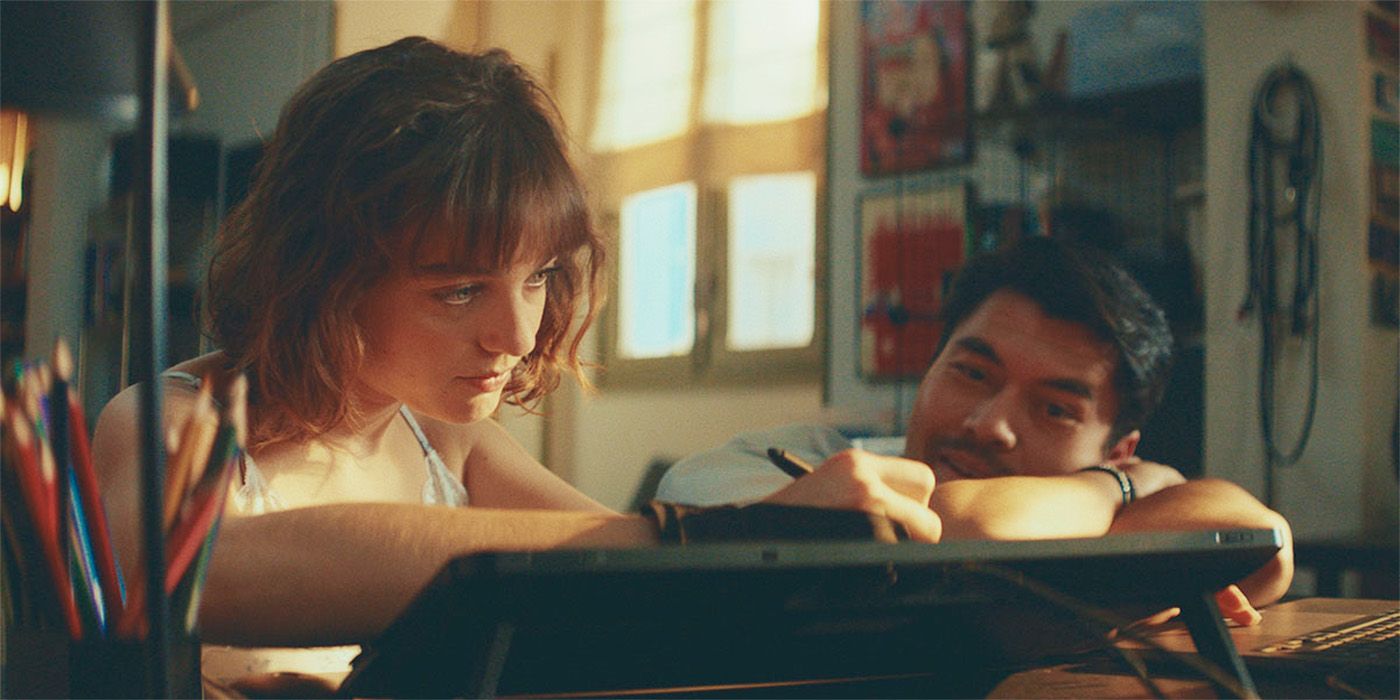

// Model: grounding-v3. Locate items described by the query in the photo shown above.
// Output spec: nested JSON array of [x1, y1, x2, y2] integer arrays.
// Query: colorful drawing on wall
[[1366, 11, 1399, 63], [859, 0, 972, 176], [859, 183, 970, 379]]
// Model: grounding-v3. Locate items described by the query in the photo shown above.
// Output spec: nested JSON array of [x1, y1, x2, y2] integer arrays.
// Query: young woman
[[93, 38, 941, 684]]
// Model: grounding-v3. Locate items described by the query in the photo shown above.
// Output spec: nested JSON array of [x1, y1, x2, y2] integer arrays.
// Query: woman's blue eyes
[[442, 285, 482, 304], [439, 266, 560, 305]]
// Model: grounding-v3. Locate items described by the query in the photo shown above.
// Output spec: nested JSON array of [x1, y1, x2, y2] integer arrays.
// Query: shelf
[[976, 79, 1203, 135]]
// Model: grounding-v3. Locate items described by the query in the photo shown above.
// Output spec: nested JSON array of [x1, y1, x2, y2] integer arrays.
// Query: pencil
[[4, 406, 83, 639], [163, 381, 215, 530], [164, 459, 232, 595], [180, 507, 225, 633], [64, 469, 105, 634], [48, 343, 72, 602], [58, 343, 126, 625], [766, 447, 815, 479]]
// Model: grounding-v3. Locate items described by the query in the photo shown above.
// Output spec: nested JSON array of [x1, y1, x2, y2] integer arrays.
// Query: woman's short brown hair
[[206, 38, 604, 448]]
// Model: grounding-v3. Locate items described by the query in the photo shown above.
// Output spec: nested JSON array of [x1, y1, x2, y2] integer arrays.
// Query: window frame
[[589, 0, 829, 389]]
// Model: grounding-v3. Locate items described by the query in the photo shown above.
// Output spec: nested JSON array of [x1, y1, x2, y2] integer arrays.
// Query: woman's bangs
[[410, 152, 588, 273]]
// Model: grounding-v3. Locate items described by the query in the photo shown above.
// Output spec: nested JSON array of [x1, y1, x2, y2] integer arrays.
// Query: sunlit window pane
[[593, 0, 696, 151], [619, 182, 697, 358], [703, 0, 823, 124], [727, 172, 816, 351]]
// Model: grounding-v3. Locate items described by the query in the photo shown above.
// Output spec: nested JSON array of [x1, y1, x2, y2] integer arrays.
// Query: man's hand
[[1118, 584, 1264, 638], [1113, 457, 1186, 500], [763, 449, 942, 542], [1215, 584, 1263, 626], [1110, 478, 1294, 609]]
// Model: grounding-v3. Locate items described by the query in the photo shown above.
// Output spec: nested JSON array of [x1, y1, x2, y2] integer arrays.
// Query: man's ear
[[1104, 430, 1140, 463]]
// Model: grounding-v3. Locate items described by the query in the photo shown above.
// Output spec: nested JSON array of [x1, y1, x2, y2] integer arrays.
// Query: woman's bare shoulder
[[167, 351, 238, 386], [96, 351, 232, 436]]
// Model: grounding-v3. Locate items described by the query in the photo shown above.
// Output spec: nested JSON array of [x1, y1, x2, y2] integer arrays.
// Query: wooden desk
[[993, 597, 1398, 699]]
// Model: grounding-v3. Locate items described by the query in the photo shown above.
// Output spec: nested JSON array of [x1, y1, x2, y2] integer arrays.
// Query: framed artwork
[[858, 183, 971, 380], [859, 0, 972, 176]]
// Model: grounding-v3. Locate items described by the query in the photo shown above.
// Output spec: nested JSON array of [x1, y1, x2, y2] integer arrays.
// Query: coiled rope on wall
[[1240, 61, 1322, 507]]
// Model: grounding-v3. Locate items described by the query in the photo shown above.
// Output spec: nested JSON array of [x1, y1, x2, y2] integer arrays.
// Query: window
[[726, 172, 816, 351], [591, 0, 827, 385], [593, 0, 695, 151], [617, 182, 696, 359]]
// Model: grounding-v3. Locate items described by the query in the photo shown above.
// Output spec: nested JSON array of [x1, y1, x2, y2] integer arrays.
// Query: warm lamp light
[[0, 109, 29, 212]]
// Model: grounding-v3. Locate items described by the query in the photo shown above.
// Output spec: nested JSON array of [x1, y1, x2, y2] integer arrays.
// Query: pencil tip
[[52, 338, 73, 381], [6, 407, 31, 445]]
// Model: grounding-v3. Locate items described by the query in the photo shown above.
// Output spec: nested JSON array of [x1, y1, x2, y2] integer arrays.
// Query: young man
[[658, 237, 1292, 621]]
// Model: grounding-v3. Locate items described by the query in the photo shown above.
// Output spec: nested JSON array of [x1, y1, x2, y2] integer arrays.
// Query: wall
[[335, 0, 479, 58], [1203, 1, 1397, 543], [174, 1, 333, 145], [22, 118, 110, 366]]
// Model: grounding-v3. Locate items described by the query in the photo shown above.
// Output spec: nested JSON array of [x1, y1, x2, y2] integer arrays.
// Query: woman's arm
[[200, 503, 655, 646], [93, 385, 648, 645]]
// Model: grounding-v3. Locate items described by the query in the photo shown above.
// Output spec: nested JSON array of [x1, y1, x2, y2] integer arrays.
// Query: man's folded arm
[[1106, 478, 1294, 607], [930, 471, 1126, 540], [929, 460, 1185, 541]]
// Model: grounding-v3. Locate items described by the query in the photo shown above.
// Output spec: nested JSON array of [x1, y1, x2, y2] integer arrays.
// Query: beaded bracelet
[[1080, 464, 1136, 506]]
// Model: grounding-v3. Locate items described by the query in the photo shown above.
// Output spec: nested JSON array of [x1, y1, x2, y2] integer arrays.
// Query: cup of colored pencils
[[1, 339, 245, 696]]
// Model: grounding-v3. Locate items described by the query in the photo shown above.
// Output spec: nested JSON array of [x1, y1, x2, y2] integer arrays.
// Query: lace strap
[[399, 407, 468, 506]]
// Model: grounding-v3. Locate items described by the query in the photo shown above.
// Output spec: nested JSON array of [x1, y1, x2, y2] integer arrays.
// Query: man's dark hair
[[937, 236, 1173, 444]]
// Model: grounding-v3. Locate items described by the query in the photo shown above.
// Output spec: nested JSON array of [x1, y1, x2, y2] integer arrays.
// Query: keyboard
[[1255, 607, 1400, 668]]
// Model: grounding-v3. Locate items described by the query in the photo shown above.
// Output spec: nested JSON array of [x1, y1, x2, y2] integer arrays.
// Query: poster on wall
[[1367, 3, 1399, 327], [858, 183, 971, 379], [859, 0, 972, 176]]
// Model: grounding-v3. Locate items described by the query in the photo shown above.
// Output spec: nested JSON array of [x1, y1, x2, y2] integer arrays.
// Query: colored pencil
[[48, 342, 73, 614], [4, 406, 82, 639], [58, 348, 127, 625], [180, 509, 225, 633], [163, 381, 215, 530], [164, 457, 233, 595], [64, 469, 106, 634]]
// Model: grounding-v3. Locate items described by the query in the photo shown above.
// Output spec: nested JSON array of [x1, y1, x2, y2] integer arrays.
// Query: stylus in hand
[[766, 447, 815, 479]]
